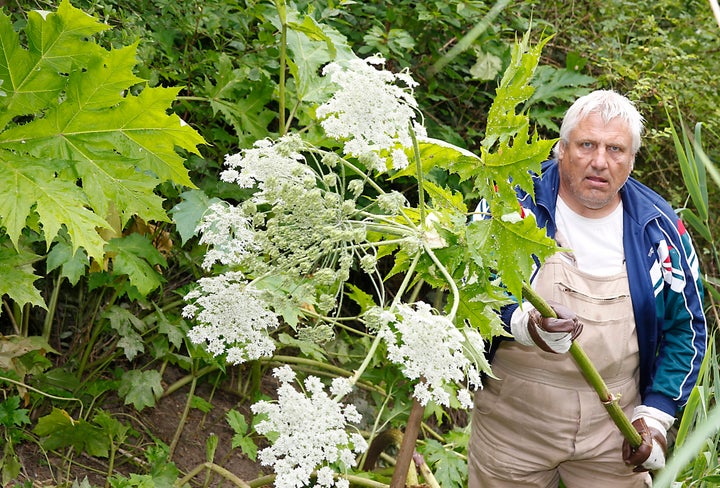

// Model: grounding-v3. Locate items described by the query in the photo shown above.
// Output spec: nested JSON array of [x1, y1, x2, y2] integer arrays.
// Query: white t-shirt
[[554, 196, 625, 276]]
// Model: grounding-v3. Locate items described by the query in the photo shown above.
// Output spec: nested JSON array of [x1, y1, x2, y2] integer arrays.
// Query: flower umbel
[[316, 54, 426, 173], [182, 272, 278, 364], [378, 302, 482, 409], [251, 366, 368, 488], [196, 202, 258, 270]]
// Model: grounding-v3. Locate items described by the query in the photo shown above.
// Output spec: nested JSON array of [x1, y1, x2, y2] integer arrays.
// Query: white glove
[[623, 405, 675, 471], [509, 302, 582, 354]]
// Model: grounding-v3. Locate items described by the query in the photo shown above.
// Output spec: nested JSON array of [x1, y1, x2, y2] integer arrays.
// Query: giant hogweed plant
[[180, 8, 558, 486]]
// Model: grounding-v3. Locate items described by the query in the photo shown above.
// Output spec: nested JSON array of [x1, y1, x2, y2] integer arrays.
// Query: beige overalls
[[468, 246, 652, 487]]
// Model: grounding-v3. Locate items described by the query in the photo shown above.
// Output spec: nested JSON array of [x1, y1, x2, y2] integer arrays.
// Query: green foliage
[[421, 438, 467, 488], [34, 408, 111, 457], [653, 110, 720, 488], [226, 408, 258, 461], [0, 396, 30, 484], [117, 369, 163, 411], [5, 0, 715, 486], [515, 0, 720, 207], [0, 0, 204, 311]]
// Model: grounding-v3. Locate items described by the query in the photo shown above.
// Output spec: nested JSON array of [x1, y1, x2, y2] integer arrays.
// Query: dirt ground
[[13, 367, 270, 487]]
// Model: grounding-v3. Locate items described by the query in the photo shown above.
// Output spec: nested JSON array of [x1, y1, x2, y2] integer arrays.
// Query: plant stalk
[[389, 396, 424, 488], [521, 283, 642, 448]]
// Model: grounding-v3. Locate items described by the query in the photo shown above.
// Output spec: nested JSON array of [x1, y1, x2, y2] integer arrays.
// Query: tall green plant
[[178, 6, 560, 481], [652, 111, 720, 487]]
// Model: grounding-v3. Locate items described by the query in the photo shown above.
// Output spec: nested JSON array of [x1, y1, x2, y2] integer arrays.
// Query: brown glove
[[526, 301, 583, 353], [622, 417, 668, 472]]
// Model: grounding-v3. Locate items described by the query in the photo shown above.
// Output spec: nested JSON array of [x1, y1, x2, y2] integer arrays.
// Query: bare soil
[[12, 366, 270, 487]]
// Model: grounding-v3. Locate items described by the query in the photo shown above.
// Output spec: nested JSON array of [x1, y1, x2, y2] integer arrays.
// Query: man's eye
[[581, 142, 593, 148]]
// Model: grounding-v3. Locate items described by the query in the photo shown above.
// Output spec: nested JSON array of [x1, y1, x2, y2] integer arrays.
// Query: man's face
[[557, 112, 635, 218]]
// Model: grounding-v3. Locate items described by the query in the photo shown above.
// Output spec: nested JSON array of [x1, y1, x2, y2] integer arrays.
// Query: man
[[468, 90, 707, 487]]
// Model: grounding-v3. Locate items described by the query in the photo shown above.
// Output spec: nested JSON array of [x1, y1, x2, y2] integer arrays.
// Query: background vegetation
[[0, 0, 719, 487]]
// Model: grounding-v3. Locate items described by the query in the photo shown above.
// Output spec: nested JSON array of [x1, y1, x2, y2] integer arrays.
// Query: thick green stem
[[423, 242, 460, 321], [175, 462, 252, 488], [521, 283, 642, 448]]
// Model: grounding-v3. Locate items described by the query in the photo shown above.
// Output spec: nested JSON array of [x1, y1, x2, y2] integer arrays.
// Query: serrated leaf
[[226, 409, 249, 435], [0, 0, 109, 126], [117, 332, 145, 361], [484, 32, 550, 150], [279, 9, 355, 103], [422, 439, 467, 488], [467, 215, 557, 300], [0, 1, 205, 273], [481, 122, 556, 199], [105, 233, 167, 296], [0, 396, 30, 428], [118, 369, 163, 411], [455, 285, 510, 338], [46, 240, 88, 285], [423, 180, 468, 214], [34, 408, 110, 457], [171, 190, 222, 245], [394, 137, 482, 186], [0, 154, 110, 258], [0, 244, 46, 310], [345, 283, 377, 314]]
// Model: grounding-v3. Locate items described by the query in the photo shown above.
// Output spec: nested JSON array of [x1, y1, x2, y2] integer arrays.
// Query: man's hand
[[622, 405, 675, 472], [510, 301, 583, 353]]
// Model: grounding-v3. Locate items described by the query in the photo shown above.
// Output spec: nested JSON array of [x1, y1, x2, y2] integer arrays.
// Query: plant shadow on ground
[[13, 364, 270, 487]]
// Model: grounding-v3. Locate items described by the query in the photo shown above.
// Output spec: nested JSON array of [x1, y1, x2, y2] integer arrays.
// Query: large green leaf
[[467, 214, 558, 300], [0, 0, 205, 308], [0, 155, 109, 257], [0, 2, 109, 126], [0, 243, 45, 310]]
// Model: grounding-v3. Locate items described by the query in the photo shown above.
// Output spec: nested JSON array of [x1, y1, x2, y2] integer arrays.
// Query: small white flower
[[183, 273, 278, 364], [251, 368, 367, 488], [379, 302, 482, 408], [221, 134, 313, 201], [330, 377, 353, 398], [196, 202, 258, 269], [316, 55, 424, 173]]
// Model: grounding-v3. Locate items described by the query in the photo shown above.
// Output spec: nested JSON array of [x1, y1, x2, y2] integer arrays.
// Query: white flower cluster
[[220, 133, 313, 201], [196, 202, 258, 270], [182, 272, 278, 364], [251, 366, 367, 488], [378, 302, 482, 409], [316, 54, 426, 173]]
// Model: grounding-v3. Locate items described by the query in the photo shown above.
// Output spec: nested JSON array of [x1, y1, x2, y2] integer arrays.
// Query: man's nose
[[591, 147, 609, 169]]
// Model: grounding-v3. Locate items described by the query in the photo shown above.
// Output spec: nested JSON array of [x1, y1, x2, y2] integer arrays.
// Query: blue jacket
[[495, 160, 707, 416]]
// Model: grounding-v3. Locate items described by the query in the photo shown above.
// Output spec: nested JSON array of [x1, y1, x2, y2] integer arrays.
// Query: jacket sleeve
[[644, 217, 707, 415]]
